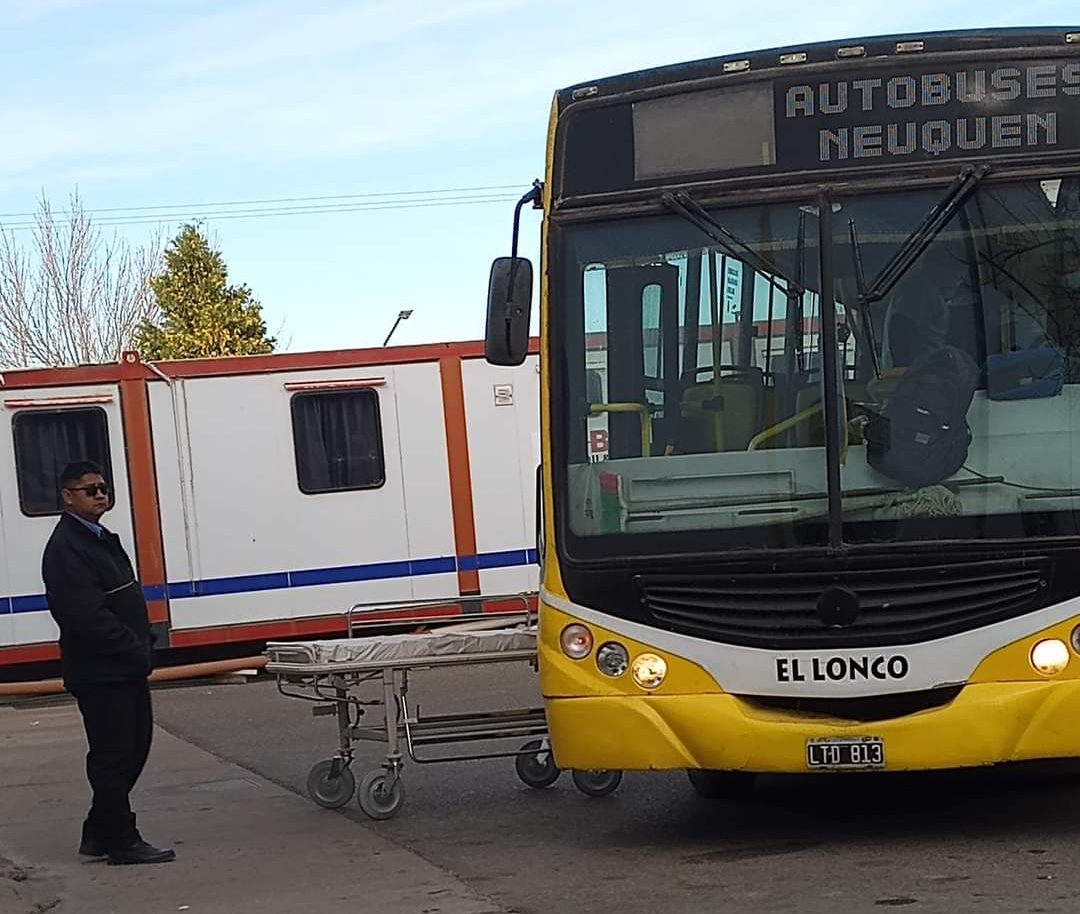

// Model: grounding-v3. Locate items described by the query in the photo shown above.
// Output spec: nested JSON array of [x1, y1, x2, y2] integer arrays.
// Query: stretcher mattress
[[266, 627, 537, 669]]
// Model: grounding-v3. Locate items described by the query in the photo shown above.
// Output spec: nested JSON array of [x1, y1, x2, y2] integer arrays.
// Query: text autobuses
[[783, 63, 1080, 163]]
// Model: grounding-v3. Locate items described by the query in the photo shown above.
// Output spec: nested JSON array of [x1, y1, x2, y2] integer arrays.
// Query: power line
[[0, 184, 526, 220], [0, 193, 522, 231]]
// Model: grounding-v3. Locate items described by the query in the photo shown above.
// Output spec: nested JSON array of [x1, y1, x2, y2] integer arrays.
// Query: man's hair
[[60, 460, 104, 489]]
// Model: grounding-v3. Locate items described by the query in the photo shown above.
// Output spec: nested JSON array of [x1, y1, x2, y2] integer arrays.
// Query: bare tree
[[0, 193, 163, 368]]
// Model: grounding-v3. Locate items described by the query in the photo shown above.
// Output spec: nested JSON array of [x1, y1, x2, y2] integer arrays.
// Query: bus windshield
[[557, 173, 1080, 556]]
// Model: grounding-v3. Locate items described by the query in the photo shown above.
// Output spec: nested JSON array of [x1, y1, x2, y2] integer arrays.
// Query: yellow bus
[[486, 27, 1080, 798]]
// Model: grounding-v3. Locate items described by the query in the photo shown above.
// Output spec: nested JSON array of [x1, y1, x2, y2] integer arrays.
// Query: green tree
[[135, 223, 275, 360]]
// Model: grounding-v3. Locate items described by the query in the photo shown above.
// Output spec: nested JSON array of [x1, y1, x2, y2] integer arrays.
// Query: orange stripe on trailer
[[170, 616, 351, 647], [118, 354, 169, 629], [481, 595, 539, 614], [0, 643, 60, 665], [167, 600, 533, 648], [168, 604, 465, 647], [439, 356, 481, 596], [1, 598, 533, 669]]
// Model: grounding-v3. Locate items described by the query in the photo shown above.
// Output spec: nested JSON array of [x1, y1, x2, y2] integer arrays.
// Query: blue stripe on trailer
[[476, 549, 533, 569], [11, 595, 49, 614], [5, 549, 534, 613]]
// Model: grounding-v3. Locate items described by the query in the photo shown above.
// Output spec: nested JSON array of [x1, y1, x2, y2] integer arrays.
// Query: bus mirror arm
[[510, 180, 543, 261], [485, 181, 543, 366]]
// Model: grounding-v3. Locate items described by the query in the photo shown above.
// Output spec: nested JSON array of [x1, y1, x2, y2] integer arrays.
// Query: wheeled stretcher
[[264, 595, 622, 819]]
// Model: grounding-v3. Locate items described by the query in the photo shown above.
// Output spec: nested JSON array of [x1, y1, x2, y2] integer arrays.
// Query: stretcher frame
[[265, 593, 592, 819]]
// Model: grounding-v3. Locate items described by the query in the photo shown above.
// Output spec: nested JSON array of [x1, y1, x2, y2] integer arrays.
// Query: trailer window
[[291, 390, 385, 493], [13, 408, 113, 516]]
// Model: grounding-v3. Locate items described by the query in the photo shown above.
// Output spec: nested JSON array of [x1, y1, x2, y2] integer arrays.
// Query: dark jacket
[[42, 513, 154, 689]]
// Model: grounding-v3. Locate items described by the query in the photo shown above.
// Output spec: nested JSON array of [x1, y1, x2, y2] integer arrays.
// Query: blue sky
[[0, 0, 1074, 353]]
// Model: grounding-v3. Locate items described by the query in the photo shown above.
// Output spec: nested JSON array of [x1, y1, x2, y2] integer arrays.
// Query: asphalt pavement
[[153, 666, 1080, 914], [6, 663, 1080, 914]]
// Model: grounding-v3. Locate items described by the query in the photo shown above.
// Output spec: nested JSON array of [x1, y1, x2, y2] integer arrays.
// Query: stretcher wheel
[[687, 769, 756, 801], [358, 769, 405, 820], [515, 739, 560, 789], [571, 769, 622, 797], [306, 759, 356, 809]]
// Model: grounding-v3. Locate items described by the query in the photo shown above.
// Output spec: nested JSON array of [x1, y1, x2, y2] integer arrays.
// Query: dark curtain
[[13, 409, 112, 515], [291, 391, 385, 493]]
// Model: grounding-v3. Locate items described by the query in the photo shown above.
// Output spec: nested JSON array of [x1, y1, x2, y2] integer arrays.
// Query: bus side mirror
[[485, 257, 532, 366]]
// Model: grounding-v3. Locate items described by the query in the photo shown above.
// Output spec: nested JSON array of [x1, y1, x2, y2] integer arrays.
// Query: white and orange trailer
[[0, 340, 540, 679]]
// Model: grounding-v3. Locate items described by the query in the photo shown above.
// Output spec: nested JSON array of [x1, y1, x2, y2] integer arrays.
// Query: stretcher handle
[[345, 592, 536, 635]]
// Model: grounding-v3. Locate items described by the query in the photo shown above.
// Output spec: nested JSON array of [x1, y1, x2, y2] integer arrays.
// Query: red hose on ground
[[0, 656, 268, 698]]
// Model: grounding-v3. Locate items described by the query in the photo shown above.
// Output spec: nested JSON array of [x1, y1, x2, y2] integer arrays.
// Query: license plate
[[806, 737, 885, 770]]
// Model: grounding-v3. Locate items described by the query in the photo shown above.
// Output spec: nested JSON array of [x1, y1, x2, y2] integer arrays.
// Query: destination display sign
[[775, 59, 1080, 170], [557, 56, 1080, 197]]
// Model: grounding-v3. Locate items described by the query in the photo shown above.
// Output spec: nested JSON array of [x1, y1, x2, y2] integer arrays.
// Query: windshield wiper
[[663, 190, 811, 376], [846, 164, 989, 378], [850, 164, 990, 306], [661, 191, 805, 296]]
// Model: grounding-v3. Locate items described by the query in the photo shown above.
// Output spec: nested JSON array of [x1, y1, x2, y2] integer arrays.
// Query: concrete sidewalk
[[0, 697, 506, 914]]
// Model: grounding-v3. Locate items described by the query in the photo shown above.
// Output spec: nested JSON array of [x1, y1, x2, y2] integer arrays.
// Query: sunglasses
[[66, 483, 110, 497]]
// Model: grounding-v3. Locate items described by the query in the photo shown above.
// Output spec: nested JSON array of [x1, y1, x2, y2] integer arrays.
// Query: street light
[[382, 309, 413, 346]]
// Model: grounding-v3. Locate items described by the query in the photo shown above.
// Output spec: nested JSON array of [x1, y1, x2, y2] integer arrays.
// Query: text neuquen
[[783, 64, 1080, 162]]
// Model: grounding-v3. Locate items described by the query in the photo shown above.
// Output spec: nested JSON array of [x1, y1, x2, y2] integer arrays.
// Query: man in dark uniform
[[42, 460, 175, 866]]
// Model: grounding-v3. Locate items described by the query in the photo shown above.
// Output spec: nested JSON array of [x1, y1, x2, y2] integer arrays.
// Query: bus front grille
[[638, 556, 1050, 649]]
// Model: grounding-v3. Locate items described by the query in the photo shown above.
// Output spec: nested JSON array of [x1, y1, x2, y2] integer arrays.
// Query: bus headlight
[[560, 624, 593, 660], [1031, 639, 1070, 676], [1071, 625, 1080, 656], [596, 642, 629, 677], [631, 652, 667, 689]]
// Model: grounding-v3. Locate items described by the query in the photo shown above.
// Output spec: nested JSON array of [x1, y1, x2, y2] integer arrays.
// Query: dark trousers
[[74, 681, 152, 850]]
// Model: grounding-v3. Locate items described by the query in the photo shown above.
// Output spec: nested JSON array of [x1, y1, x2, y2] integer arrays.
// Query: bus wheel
[[571, 769, 622, 797], [687, 769, 756, 801], [515, 739, 561, 789]]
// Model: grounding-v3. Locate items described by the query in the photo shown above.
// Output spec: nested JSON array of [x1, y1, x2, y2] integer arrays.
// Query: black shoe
[[78, 838, 107, 858], [106, 840, 176, 866]]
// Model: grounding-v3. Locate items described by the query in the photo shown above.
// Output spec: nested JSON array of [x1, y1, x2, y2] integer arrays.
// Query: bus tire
[[571, 769, 622, 797], [687, 769, 756, 801]]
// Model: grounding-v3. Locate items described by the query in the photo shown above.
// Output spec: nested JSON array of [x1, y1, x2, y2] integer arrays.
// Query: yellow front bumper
[[545, 679, 1080, 773]]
